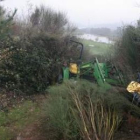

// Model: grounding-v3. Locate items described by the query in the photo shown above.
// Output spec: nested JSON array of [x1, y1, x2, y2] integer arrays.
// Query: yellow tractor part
[[69, 63, 78, 74], [127, 81, 140, 94]]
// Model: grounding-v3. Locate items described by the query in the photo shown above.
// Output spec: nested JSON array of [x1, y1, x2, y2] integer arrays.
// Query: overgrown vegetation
[[43, 80, 140, 140], [0, 4, 16, 40], [114, 22, 140, 81], [0, 1, 140, 140], [0, 34, 80, 94], [0, 4, 79, 94]]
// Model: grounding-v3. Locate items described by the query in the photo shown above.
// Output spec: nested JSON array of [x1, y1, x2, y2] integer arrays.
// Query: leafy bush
[[114, 23, 140, 81], [43, 81, 79, 140], [0, 4, 79, 94], [43, 80, 140, 140], [0, 34, 79, 94]]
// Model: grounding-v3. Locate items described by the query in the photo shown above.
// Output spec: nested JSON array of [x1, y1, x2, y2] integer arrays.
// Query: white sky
[[1, 0, 140, 28]]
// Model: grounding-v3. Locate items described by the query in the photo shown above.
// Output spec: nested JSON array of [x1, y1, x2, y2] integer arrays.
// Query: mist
[[2, 0, 140, 29]]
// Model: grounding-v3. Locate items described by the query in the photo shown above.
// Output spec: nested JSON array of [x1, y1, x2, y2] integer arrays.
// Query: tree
[[30, 6, 76, 36], [115, 22, 140, 81], [0, 1, 16, 40]]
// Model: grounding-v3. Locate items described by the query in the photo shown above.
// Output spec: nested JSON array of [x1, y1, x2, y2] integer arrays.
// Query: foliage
[[11, 5, 76, 37], [0, 2, 16, 41], [114, 23, 140, 81], [0, 34, 79, 94], [43, 80, 140, 140], [30, 6, 68, 35], [43, 82, 80, 140], [0, 5, 79, 94]]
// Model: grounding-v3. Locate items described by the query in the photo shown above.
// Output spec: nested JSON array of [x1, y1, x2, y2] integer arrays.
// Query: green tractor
[[61, 40, 125, 89]]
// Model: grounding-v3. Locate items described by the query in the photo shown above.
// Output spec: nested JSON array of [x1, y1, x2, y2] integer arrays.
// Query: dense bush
[[0, 34, 79, 94], [43, 80, 140, 140], [0, 4, 79, 94], [114, 23, 140, 81]]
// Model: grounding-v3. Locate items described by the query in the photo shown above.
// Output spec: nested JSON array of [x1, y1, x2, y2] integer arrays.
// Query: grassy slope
[[81, 39, 114, 57]]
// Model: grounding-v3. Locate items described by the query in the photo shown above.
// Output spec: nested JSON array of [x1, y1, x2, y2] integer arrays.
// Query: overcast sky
[[1, 0, 140, 29]]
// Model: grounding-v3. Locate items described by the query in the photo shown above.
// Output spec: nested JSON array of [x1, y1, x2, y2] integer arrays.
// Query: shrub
[[43, 80, 140, 140], [114, 23, 140, 81], [0, 34, 79, 94], [0, 5, 78, 94]]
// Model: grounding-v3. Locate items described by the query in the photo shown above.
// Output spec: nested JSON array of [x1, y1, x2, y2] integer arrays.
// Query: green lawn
[[81, 39, 114, 57]]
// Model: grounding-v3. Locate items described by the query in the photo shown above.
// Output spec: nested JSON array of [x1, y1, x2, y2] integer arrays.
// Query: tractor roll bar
[[70, 40, 84, 60]]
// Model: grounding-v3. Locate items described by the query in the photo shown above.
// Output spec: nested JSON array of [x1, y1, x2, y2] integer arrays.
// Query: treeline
[[79, 27, 121, 40], [80, 27, 111, 36]]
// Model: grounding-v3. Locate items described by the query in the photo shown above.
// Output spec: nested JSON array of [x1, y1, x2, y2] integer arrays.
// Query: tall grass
[[69, 87, 121, 140], [43, 80, 140, 140]]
